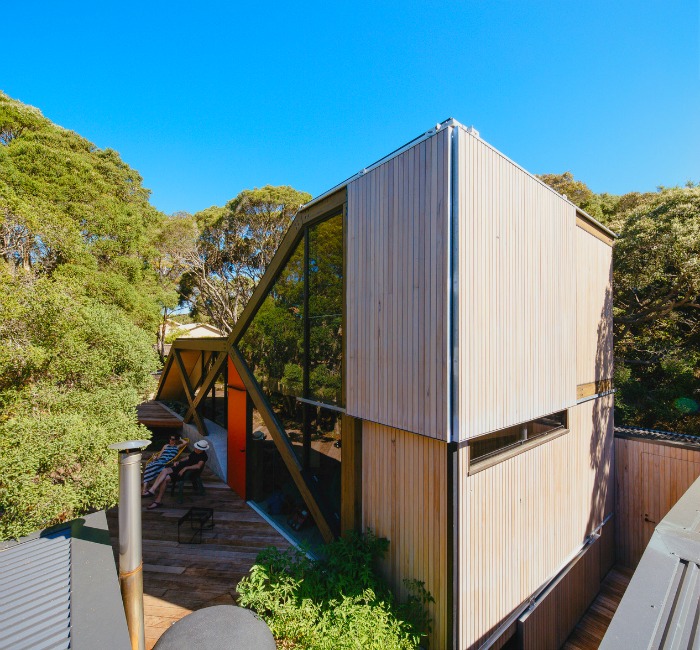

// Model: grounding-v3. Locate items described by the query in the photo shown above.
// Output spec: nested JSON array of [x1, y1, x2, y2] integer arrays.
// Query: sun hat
[[194, 440, 210, 451]]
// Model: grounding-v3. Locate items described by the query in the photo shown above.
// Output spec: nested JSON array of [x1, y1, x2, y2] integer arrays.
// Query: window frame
[[468, 410, 570, 475]]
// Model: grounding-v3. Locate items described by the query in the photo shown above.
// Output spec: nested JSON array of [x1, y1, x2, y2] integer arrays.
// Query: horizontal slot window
[[470, 410, 568, 466]]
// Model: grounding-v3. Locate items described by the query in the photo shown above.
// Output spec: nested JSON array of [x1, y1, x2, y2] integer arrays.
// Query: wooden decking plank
[[136, 400, 184, 428], [107, 467, 288, 649], [562, 566, 633, 650]]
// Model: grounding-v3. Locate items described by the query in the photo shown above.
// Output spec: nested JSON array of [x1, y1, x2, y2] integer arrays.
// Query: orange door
[[227, 357, 248, 499]]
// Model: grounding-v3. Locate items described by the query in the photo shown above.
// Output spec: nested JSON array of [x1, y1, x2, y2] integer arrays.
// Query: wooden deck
[[136, 400, 183, 429], [562, 566, 633, 650], [107, 467, 289, 649]]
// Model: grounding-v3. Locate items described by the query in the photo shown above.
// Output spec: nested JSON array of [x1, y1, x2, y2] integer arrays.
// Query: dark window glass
[[470, 410, 568, 464], [236, 212, 344, 541], [308, 214, 343, 406], [247, 407, 326, 548], [237, 238, 305, 461]]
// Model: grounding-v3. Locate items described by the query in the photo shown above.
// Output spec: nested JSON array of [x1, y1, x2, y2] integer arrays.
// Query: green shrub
[[237, 530, 434, 649]]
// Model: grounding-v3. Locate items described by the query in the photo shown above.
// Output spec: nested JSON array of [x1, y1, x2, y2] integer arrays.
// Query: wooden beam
[[230, 188, 346, 346], [155, 352, 176, 400], [172, 338, 227, 351], [340, 415, 362, 534], [576, 379, 613, 400], [183, 351, 227, 423], [173, 349, 208, 436], [228, 343, 336, 543]]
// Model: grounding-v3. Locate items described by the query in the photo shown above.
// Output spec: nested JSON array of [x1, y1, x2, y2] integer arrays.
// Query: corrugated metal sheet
[[602, 473, 700, 649], [0, 528, 72, 650], [615, 425, 700, 449]]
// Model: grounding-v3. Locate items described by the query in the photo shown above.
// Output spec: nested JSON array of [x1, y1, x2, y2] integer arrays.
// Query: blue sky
[[5, 1, 699, 214]]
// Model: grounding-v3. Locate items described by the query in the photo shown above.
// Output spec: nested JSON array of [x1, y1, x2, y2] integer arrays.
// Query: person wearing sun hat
[[141, 434, 183, 495], [146, 439, 210, 509]]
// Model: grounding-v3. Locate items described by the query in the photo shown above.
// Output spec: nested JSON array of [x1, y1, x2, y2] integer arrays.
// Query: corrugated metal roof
[[0, 527, 72, 650], [601, 474, 700, 649], [614, 425, 700, 449]]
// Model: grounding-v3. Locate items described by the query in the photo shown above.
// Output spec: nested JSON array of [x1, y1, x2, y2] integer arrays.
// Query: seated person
[[146, 439, 209, 509], [142, 435, 183, 495]]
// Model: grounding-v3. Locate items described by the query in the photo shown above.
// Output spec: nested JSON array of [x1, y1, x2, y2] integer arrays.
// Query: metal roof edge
[[299, 118, 459, 212], [300, 118, 617, 240], [601, 475, 700, 649], [452, 122, 618, 239]]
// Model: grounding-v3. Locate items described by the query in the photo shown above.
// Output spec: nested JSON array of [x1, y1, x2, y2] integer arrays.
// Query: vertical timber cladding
[[457, 394, 614, 649], [361, 422, 448, 649], [346, 127, 450, 439], [615, 436, 700, 568], [575, 224, 613, 387], [455, 126, 577, 439]]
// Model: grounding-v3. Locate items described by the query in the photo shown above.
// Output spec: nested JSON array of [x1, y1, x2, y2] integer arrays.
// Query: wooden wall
[[575, 226, 613, 387], [346, 128, 450, 440], [361, 422, 448, 648], [457, 395, 614, 649], [454, 127, 577, 440], [615, 436, 700, 568], [158, 349, 210, 402], [517, 519, 615, 650]]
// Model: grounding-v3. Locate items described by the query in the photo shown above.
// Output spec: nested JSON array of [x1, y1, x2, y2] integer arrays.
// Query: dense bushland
[[539, 174, 700, 434], [0, 92, 161, 538]]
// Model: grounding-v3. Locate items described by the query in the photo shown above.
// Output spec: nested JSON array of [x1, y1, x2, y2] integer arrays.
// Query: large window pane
[[308, 214, 343, 406], [236, 212, 344, 541], [237, 238, 305, 462]]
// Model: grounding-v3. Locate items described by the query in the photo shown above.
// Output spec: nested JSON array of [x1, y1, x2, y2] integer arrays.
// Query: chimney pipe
[[110, 440, 150, 650]]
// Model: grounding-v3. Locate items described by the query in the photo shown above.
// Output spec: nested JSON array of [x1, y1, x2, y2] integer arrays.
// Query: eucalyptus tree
[[182, 185, 311, 334]]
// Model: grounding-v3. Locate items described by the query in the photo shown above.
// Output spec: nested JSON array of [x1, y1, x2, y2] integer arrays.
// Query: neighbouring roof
[[601, 473, 700, 649], [166, 320, 224, 336], [0, 510, 130, 650], [614, 425, 700, 450], [0, 526, 71, 649]]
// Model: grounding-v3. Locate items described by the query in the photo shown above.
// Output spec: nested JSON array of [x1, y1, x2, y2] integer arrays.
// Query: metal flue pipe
[[109, 440, 150, 650]]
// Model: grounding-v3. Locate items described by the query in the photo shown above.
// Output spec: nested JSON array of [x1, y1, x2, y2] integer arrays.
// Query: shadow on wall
[[586, 279, 614, 538]]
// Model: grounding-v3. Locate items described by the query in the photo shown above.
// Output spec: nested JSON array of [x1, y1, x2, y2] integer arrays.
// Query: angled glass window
[[237, 237, 305, 458], [236, 211, 344, 538], [307, 214, 343, 406]]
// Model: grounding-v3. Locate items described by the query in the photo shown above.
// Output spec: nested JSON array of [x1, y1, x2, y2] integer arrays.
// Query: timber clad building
[[157, 119, 616, 649]]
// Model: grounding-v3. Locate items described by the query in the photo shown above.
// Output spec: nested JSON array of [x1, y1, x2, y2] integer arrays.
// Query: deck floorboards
[[107, 467, 289, 649], [562, 565, 634, 650]]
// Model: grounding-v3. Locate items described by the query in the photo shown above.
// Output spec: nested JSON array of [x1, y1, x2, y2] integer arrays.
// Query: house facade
[[157, 120, 615, 648]]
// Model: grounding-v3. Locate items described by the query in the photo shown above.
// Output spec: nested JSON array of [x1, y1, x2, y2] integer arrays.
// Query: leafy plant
[[237, 530, 433, 649]]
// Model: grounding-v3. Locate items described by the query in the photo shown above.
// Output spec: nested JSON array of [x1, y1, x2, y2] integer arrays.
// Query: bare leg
[[153, 475, 171, 503], [149, 467, 173, 494]]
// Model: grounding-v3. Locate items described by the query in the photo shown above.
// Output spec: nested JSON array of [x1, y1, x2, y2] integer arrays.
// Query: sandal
[[147, 501, 162, 510], [141, 490, 154, 498]]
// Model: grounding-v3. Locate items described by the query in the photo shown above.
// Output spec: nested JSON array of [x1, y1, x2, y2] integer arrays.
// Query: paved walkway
[[107, 467, 288, 649]]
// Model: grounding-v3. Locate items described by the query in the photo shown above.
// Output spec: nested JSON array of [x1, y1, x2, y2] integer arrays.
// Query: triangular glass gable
[[235, 212, 344, 541]]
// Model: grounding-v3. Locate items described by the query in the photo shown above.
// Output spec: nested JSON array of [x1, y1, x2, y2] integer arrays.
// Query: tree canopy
[[0, 91, 161, 538], [181, 185, 311, 333], [538, 173, 700, 433]]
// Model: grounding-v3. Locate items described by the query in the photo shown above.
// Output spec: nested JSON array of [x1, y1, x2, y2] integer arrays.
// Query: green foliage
[[237, 530, 434, 649], [539, 173, 700, 433], [182, 185, 311, 333], [164, 327, 188, 344], [0, 92, 161, 539], [611, 187, 700, 432], [0, 271, 158, 538]]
